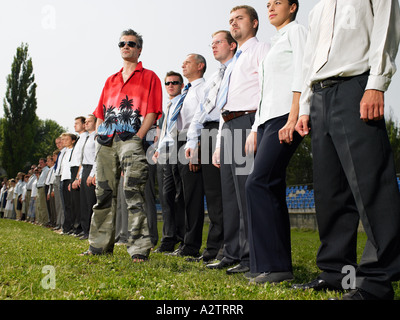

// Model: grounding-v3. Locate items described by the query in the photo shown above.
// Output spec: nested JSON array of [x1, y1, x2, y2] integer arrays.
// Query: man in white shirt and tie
[[78, 114, 97, 240], [36, 158, 50, 225], [153, 72, 186, 253], [185, 30, 237, 263], [294, 0, 400, 300], [53, 136, 65, 230], [209, 5, 269, 275], [70, 116, 88, 236], [155, 54, 207, 258]]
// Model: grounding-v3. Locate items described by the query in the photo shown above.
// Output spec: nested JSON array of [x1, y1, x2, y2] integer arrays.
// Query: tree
[[286, 134, 313, 186], [385, 112, 400, 174], [1, 43, 39, 177], [32, 119, 65, 163]]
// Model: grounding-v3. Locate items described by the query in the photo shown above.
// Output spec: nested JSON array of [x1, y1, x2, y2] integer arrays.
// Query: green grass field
[[0, 218, 399, 301]]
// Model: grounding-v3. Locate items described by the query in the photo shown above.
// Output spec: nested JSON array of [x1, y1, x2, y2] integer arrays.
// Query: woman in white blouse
[[245, 0, 306, 284]]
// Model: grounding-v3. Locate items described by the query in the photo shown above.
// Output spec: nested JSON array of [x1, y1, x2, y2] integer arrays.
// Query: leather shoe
[[330, 288, 386, 300], [186, 255, 215, 263], [206, 259, 238, 270], [226, 264, 250, 275], [244, 271, 261, 280], [167, 248, 200, 258], [154, 247, 174, 253], [251, 272, 294, 284], [292, 277, 340, 291]]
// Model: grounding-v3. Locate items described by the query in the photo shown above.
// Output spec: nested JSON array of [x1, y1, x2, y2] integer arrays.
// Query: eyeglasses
[[118, 41, 137, 48], [209, 39, 227, 47], [165, 81, 181, 86]]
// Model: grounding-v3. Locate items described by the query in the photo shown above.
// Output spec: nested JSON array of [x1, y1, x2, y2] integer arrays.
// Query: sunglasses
[[118, 41, 137, 48], [165, 81, 181, 86]]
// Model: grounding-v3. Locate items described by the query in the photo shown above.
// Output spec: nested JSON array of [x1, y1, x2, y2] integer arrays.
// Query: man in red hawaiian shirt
[[82, 29, 162, 262]]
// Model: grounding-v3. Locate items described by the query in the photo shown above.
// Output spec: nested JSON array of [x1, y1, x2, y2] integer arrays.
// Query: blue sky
[[1, 0, 399, 131]]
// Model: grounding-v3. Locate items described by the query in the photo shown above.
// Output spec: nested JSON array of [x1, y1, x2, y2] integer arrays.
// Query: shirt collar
[[118, 61, 144, 76], [223, 58, 233, 68], [237, 36, 258, 53], [272, 21, 298, 41], [189, 77, 205, 87]]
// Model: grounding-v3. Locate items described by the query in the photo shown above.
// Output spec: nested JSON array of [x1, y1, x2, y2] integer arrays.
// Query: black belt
[[203, 121, 218, 127], [312, 72, 369, 92], [312, 79, 345, 91]]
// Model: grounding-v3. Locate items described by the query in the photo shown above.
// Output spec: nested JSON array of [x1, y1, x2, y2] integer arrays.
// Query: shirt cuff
[[365, 74, 391, 92], [299, 103, 310, 117], [185, 139, 198, 151]]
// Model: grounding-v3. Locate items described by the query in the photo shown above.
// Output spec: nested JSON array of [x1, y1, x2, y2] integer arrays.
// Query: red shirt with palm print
[[93, 62, 162, 145]]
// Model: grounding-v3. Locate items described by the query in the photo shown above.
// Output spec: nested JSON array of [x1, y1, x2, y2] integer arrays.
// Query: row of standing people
[[75, 0, 400, 300], [0, 160, 58, 224], [0, 116, 98, 241]]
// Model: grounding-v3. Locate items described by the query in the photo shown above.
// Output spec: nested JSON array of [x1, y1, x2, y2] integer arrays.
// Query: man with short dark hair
[[36, 158, 50, 225], [209, 5, 269, 275], [83, 29, 162, 262], [77, 114, 97, 240], [70, 116, 88, 236]]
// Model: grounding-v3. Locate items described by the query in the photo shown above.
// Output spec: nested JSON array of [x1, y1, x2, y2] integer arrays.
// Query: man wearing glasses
[[185, 30, 237, 263], [82, 29, 162, 262]]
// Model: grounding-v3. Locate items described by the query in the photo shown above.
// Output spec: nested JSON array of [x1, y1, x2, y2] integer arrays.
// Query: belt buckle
[[319, 81, 327, 89]]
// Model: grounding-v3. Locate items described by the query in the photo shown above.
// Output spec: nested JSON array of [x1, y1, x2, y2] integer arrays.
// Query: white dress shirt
[[45, 166, 54, 186], [185, 61, 232, 151], [37, 166, 49, 188], [70, 131, 89, 167], [61, 148, 73, 181], [80, 131, 97, 178], [255, 21, 307, 128], [216, 37, 270, 147], [55, 148, 66, 177], [26, 174, 36, 191], [157, 78, 206, 154], [26, 175, 37, 191], [299, 0, 400, 116], [31, 180, 38, 198], [157, 94, 182, 154], [177, 78, 206, 132]]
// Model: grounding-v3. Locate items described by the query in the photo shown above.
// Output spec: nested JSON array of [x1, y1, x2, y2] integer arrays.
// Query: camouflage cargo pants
[[88, 135, 152, 258]]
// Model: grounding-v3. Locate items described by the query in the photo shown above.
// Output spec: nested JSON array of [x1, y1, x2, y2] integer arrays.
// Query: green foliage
[[0, 43, 66, 177], [1, 43, 38, 177], [286, 134, 313, 186], [386, 114, 400, 174], [286, 113, 400, 186], [31, 119, 65, 162]]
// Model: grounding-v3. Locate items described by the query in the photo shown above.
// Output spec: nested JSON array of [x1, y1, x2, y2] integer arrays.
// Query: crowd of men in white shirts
[[0, 115, 99, 241]]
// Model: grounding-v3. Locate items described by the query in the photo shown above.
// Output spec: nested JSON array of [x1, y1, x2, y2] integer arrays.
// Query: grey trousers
[[220, 113, 255, 267], [89, 135, 152, 257]]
